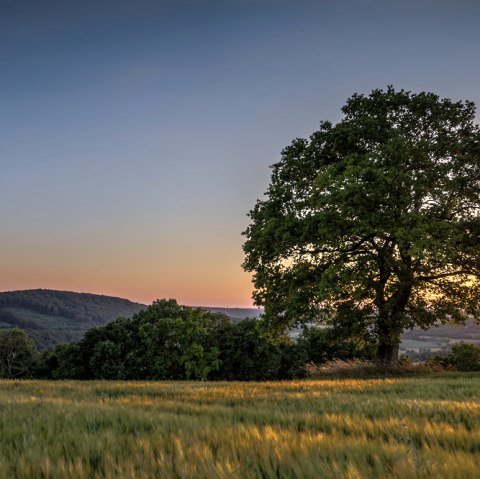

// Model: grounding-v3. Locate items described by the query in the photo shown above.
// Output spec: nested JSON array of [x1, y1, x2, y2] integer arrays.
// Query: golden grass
[[0, 375, 479, 478]]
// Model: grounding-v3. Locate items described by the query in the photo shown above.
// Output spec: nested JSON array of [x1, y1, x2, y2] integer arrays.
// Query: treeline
[[35, 300, 305, 380], [2, 299, 480, 380], [1, 299, 376, 380]]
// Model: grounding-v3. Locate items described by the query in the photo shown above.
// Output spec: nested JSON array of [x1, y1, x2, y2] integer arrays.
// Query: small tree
[[174, 309, 221, 380], [0, 328, 37, 378], [243, 87, 480, 365]]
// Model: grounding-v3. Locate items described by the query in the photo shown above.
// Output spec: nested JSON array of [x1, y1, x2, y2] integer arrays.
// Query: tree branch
[[418, 270, 473, 281]]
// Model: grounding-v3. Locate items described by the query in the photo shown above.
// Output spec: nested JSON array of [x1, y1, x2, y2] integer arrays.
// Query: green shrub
[[448, 343, 480, 371]]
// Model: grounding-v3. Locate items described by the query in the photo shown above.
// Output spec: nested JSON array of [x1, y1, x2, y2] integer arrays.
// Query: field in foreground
[[0, 376, 479, 478]]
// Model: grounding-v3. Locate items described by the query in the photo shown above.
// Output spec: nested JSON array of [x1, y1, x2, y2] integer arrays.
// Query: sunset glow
[[2, 1, 479, 306]]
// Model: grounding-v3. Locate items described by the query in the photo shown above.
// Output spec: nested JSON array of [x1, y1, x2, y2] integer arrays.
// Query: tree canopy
[[34, 299, 307, 380], [243, 87, 480, 364], [0, 328, 37, 378]]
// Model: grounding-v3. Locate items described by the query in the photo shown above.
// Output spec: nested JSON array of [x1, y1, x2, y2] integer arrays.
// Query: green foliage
[[299, 326, 376, 365], [0, 328, 37, 378], [243, 87, 480, 364], [32, 350, 59, 379], [0, 289, 145, 322], [0, 289, 145, 350], [37, 300, 225, 380], [89, 340, 126, 379], [174, 310, 222, 380], [447, 343, 480, 371], [427, 343, 480, 371], [51, 343, 85, 379], [129, 299, 224, 380], [209, 318, 303, 380], [277, 340, 308, 379], [35, 299, 306, 381]]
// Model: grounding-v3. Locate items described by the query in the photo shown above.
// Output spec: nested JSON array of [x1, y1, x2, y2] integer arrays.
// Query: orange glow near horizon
[[0, 277, 256, 308], [0, 230, 256, 307]]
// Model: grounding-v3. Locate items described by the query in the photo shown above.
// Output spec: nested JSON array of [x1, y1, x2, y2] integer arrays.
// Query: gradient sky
[[1, 0, 479, 306]]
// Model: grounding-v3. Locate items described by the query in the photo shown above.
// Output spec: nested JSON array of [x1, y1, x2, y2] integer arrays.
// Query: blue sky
[[1, 0, 479, 306]]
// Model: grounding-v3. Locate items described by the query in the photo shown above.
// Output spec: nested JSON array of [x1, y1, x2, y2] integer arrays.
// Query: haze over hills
[[401, 319, 480, 360]]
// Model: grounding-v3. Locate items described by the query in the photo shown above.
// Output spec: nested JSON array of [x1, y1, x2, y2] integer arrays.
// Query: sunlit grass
[[0, 375, 479, 478]]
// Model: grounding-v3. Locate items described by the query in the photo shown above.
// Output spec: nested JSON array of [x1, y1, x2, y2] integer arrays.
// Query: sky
[[1, 0, 479, 307]]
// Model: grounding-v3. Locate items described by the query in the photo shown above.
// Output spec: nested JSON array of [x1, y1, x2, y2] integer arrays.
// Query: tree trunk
[[375, 278, 411, 367], [376, 339, 400, 367]]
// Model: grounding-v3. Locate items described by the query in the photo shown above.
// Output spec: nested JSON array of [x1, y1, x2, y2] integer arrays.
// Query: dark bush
[[33, 300, 307, 381], [447, 343, 480, 371]]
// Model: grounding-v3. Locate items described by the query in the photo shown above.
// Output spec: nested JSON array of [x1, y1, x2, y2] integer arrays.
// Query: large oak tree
[[243, 87, 480, 364]]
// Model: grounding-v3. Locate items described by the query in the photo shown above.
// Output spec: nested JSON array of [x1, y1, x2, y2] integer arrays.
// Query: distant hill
[[0, 290, 263, 350], [401, 318, 480, 360], [0, 289, 146, 350]]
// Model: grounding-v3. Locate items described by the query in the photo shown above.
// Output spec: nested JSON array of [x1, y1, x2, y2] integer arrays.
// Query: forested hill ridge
[[0, 289, 147, 350], [0, 289, 263, 350]]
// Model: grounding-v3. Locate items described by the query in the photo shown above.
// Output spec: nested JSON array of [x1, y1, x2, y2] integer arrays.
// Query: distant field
[[400, 338, 443, 350], [1, 376, 479, 478]]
